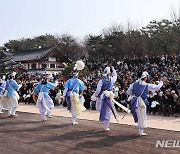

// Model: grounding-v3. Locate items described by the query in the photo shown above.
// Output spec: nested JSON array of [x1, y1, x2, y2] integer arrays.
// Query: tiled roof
[[12, 45, 54, 61]]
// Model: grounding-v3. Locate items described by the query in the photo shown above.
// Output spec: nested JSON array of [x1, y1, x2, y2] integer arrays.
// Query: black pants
[[174, 104, 180, 115], [162, 104, 173, 116]]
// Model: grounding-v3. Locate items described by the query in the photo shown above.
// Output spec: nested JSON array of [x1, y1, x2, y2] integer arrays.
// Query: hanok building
[[12, 45, 70, 74], [0, 51, 13, 71], [0, 51, 26, 74]]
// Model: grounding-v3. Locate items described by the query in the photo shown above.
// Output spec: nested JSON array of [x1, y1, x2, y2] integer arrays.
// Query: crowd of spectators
[[83, 54, 180, 117], [15, 54, 180, 117]]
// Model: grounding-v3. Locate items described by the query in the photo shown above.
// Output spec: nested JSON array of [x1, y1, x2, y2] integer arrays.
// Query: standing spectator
[[173, 90, 180, 117], [162, 89, 174, 116], [83, 86, 92, 109]]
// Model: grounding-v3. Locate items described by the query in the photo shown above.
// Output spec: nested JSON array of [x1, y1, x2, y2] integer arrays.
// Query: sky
[[0, 0, 180, 46]]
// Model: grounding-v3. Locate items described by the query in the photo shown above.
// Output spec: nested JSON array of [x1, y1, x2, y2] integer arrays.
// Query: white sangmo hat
[[140, 71, 149, 79], [103, 67, 111, 76]]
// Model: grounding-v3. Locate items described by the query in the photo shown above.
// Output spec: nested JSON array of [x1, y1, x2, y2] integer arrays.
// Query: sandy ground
[[16, 104, 180, 131]]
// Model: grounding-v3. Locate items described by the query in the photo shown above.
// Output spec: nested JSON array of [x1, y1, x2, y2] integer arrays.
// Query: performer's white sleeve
[[111, 68, 117, 83], [54, 80, 58, 86], [0, 87, 5, 91], [94, 80, 102, 97], [63, 88, 68, 97], [148, 81, 163, 92], [18, 84, 22, 90], [126, 83, 134, 95]]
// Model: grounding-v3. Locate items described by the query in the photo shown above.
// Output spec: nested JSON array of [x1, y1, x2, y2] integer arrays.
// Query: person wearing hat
[[171, 90, 178, 102], [162, 89, 174, 117], [33, 75, 58, 121], [62, 61, 86, 125], [6, 74, 21, 117], [0, 76, 6, 113], [127, 71, 166, 136], [93, 66, 118, 131]]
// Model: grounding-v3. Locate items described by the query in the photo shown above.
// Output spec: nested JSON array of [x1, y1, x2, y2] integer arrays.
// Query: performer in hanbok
[[126, 71, 166, 136], [62, 60, 86, 125], [33, 76, 57, 121], [6, 74, 21, 117], [0, 76, 6, 113], [93, 66, 118, 131]]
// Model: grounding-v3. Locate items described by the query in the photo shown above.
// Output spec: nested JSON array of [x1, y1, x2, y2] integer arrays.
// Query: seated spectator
[[156, 91, 164, 115], [151, 91, 162, 115], [19, 85, 29, 104], [116, 89, 128, 112], [55, 89, 64, 107], [28, 89, 35, 104], [147, 91, 154, 114]]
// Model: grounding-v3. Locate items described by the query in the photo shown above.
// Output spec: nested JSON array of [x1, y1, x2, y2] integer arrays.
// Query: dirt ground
[[0, 111, 179, 154], [17, 104, 180, 131]]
